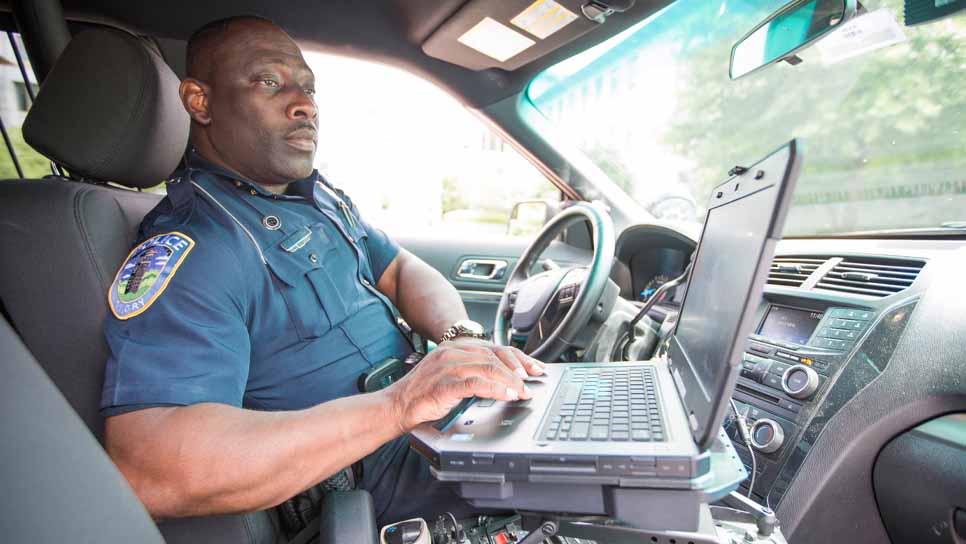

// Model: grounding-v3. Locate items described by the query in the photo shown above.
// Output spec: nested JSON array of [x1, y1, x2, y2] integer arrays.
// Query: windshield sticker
[[457, 17, 535, 63], [816, 8, 908, 64], [109, 232, 195, 320], [511, 0, 579, 40]]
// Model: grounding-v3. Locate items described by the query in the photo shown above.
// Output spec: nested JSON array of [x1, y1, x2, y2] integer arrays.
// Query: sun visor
[[422, 0, 619, 71]]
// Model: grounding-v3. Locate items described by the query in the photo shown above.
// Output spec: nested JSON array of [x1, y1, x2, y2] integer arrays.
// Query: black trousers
[[359, 435, 496, 526]]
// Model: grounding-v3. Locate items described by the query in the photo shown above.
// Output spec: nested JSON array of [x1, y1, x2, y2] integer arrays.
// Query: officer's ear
[[180, 78, 212, 126]]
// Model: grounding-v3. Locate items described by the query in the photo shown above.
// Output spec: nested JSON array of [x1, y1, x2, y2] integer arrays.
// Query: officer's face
[[203, 23, 319, 186]]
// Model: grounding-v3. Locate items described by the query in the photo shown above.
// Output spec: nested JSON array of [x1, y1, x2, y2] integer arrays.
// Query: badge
[[109, 232, 195, 320]]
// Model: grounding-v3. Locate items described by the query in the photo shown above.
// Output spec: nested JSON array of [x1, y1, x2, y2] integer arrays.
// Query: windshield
[[528, 0, 965, 236]]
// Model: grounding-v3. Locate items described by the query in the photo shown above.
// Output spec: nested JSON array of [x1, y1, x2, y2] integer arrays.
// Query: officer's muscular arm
[[106, 341, 540, 519], [377, 249, 467, 342]]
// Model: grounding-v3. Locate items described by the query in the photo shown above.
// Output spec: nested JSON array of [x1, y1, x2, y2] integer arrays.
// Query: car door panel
[[397, 235, 591, 333]]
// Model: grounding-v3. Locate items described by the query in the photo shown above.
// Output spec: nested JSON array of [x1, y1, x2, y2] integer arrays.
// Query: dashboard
[[611, 227, 966, 544], [612, 224, 694, 304]]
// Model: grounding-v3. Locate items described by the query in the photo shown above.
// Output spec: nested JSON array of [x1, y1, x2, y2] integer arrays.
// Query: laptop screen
[[667, 141, 802, 451]]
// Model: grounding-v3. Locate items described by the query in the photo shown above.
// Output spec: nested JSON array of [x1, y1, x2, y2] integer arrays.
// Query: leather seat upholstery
[[0, 316, 165, 543], [0, 27, 280, 544]]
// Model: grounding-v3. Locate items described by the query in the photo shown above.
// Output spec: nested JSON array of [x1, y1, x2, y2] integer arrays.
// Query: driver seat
[[0, 27, 282, 543]]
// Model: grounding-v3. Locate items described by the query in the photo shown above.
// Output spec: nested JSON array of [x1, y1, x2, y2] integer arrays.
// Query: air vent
[[767, 256, 826, 288], [816, 257, 925, 298]]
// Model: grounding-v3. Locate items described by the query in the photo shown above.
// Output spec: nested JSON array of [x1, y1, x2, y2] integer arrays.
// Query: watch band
[[439, 320, 486, 343]]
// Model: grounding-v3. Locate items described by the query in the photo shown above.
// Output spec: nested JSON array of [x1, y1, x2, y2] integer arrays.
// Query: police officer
[[101, 15, 545, 524]]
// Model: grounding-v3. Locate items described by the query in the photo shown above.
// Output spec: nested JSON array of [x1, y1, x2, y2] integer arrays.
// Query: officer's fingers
[[433, 347, 530, 399], [491, 346, 529, 380], [455, 376, 521, 402], [509, 346, 547, 376], [496, 346, 546, 377], [455, 360, 530, 400]]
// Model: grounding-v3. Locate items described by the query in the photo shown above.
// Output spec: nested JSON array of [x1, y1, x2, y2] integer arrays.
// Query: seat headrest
[[24, 29, 189, 189]]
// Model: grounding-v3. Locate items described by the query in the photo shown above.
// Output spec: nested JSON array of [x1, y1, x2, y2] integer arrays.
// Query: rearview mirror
[[730, 0, 857, 80]]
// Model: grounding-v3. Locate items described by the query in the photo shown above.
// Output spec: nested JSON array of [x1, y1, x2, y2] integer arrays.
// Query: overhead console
[[421, 0, 639, 71]]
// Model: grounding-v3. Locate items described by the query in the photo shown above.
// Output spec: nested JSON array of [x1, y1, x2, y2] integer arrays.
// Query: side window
[[303, 52, 558, 238], [0, 32, 52, 179]]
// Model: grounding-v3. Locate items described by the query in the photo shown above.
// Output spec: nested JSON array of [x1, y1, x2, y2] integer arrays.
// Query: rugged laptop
[[411, 141, 802, 487]]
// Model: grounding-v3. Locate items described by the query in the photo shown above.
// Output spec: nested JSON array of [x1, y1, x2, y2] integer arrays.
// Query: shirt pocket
[[265, 225, 350, 340]]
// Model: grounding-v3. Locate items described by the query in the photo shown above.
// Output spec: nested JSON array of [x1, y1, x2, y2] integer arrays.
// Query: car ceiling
[[7, 0, 672, 108]]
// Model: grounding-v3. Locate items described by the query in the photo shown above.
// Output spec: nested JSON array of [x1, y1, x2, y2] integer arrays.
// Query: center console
[[725, 301, 888, 504]]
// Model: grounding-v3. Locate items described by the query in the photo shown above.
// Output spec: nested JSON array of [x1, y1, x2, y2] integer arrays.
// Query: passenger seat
[[0, 28, 279, 544]]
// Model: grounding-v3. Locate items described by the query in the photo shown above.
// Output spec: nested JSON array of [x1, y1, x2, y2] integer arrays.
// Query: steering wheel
[[494, 203, 615, 362]]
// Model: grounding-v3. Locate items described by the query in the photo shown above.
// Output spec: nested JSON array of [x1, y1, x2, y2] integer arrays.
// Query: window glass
[[529, 0, 966, 236], [303, 52, 558, 238], [0, 33, 52, 179]]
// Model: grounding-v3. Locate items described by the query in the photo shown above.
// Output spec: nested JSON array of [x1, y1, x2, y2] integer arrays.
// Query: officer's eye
[[304, 88, 316, 97], [259, 78, 280, 88]]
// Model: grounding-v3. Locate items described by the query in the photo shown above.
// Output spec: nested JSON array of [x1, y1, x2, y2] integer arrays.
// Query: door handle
[[457, 259, 508, 281]]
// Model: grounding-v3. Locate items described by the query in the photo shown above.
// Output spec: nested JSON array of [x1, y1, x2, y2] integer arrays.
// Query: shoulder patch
[[109, 232, 195, 320]]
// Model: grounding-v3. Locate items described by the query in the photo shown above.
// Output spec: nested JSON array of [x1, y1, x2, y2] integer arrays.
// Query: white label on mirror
[[816, 8, 908, 64]]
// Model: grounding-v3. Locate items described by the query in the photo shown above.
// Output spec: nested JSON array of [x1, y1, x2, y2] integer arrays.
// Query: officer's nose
[[287, 90, 317, 122]]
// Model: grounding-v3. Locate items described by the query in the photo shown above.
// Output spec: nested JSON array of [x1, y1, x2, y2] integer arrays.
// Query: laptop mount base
[[516, 496, 788, 544], [435, 430, 747, 533]]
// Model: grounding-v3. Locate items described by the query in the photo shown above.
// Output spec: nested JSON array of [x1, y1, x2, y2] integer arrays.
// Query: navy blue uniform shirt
[[101, 154, 412, 414]]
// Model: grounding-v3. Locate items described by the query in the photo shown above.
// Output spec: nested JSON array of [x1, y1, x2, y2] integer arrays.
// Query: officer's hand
[[443, 337, 547, 379], [386, 340, 547, 433]]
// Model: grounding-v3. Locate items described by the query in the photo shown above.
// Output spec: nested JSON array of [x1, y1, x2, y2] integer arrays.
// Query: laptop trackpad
[[457, 405, 533, 439]]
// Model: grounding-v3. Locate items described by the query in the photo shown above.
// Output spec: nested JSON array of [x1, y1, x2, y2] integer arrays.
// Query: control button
[[763, 374, 783, 390], [812, 338, 849, 351], [830, 318, 866, 331], [779, 400, 801, 413], [748, 344, 771, 355], [811, 359, 830, 371], [774, 351, 800, 363], [841, 330, 859, 340], [768, 361, 791, 376], [830, 339, 850, 350], [831, 308, 875, 321], [782, 365, 820, 400], [749, 419, 784, 453], [743, 353, 770, 365]]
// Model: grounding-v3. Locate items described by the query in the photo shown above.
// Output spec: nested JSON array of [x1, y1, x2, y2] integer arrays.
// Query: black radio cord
[[625, 261, 693, 349]]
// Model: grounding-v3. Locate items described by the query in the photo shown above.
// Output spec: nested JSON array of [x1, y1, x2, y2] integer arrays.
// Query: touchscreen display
[[758, 306, 823, 345]]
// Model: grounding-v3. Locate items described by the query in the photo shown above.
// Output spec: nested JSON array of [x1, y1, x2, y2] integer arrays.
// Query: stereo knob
[[782, 364, 819, 400], [749, 419, 784, 453]]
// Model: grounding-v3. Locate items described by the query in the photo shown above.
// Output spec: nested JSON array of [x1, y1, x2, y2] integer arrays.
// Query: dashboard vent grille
[[816, 257, 925, 298], [767, 256, 826, 288]]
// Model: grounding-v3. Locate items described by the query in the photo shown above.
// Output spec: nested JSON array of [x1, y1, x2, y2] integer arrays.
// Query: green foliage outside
[[531, 0, 965, 234], [0, 126, 51, 180], [662, 0, 966, 209]]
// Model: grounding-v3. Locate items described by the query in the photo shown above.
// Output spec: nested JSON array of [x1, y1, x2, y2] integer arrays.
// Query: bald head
[[187, 15, 285, 80], [180, 16, 318, 189]]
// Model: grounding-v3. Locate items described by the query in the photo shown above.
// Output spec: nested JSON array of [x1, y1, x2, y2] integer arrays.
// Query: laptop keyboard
[[540, 366, 665, 442]]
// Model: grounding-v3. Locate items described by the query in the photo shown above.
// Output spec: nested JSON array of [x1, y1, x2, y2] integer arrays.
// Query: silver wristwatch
[[439, 319, 486, 343]]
